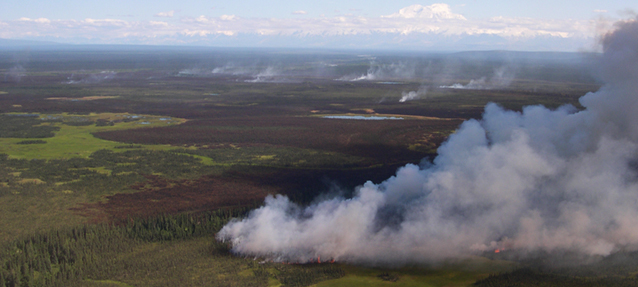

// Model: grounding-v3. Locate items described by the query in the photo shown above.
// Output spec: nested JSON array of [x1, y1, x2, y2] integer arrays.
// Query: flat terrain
[[0, 48, 614, 286]]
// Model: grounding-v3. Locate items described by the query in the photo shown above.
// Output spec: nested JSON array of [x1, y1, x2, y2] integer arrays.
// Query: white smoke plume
[[65, 71, 116, 84], [212, 63, 248, 75], [440, 66, 515, 90], [4, 52, 30, 83], [399, 86, 428, 102], [177, 68, 209, 76], [338, 61, 416, 81], [218, 18, 638, 265], [245, 66, 280, 83], [5, 65, 26, 82]]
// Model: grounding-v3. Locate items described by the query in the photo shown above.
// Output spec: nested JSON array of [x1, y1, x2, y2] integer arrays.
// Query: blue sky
[[1, 1, 636, 51], [1, 0, 631, 20]]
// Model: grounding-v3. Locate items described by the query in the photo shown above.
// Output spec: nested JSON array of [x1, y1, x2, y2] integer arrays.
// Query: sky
[[1, 1, 636, 51]]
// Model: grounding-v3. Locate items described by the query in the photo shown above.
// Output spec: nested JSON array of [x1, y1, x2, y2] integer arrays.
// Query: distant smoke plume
[[212, 63, 247, 75], [218, 18, 638, 265], [5, 65, 26, 82], [399, 86, 427, 102], [440, 66, 515, 89], [65, 71, 116, 84], [338, 61, 415, 81], [181, 64, 294, 83], [5, 52, 30, 83], [245, 66, 281, 83]]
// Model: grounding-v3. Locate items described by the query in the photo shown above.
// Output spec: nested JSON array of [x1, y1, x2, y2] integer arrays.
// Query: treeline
[[0, 115, 59, 138], [273, 264, 345, 287], [474, 268, 638, 287], [0, 208, 250, 287]]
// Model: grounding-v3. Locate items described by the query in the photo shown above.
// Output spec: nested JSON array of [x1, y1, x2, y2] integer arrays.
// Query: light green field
[[315, 258, 515, 287], [0, 112, 185, 159]]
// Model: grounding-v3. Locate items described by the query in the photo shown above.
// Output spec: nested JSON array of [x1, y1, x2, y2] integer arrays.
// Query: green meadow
[[0, 113, 185, 159]]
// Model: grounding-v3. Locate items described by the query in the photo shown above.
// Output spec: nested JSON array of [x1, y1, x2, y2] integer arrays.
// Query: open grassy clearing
[[0, 112, 185, 159]]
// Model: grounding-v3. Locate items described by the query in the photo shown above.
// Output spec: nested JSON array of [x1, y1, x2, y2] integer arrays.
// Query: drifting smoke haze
[[244, 66, 286, 83], [211, 63, 248, 75], [399, 86, 427, 102], [218, 18, 638, 265], [338, 61, 416, 81], [178, 63, 296, 83], [65, 71, 117, 84], [5, 65, 26, 82], [440, 66, 515, 90]]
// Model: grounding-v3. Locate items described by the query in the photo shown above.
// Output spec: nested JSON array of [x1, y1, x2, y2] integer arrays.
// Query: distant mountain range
[[0, 38, 63, 49]]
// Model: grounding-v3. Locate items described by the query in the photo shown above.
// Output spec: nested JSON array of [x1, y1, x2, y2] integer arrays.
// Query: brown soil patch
[[72, 174, 279, 224], [47, 96, 119, 101], [93, 116, 460, 163]]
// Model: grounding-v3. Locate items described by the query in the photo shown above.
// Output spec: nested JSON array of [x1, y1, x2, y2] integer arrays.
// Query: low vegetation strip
[[0, 114, 59, 138], [474, 268, 638, 287]]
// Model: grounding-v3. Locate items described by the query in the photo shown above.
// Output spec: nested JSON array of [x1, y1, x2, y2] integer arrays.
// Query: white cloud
[[149, 21, 169, 27], [219, 14, 238, 21], [155, 10, 175, 17], [18, 17, 51, 24], [293, 10, 308, 15], [594, 9, 608, 13], [383, 4, 466, 20], [1, 4, 602, 50], [181, 29, 213, 36], [83, 18, 129, 27]]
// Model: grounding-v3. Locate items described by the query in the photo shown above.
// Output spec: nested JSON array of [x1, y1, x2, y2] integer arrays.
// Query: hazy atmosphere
[[2, 1, 638, 287], [1, 1, 636, 50], [219, 19, 638, 264]]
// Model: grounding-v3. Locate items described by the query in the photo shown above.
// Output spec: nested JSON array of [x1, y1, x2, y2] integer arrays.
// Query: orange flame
[[494, 249, 500, 253], [318, 256, 321, 263]]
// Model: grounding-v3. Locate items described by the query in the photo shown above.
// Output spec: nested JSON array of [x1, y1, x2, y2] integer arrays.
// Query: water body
[[323, 115, 404, 120]]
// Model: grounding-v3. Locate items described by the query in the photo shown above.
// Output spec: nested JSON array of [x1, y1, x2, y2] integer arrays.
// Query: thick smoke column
[[218, 19, 638, 264]]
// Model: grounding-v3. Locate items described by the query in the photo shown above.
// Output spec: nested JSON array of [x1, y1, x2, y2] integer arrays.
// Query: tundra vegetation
[[1, 48, 632, 286]]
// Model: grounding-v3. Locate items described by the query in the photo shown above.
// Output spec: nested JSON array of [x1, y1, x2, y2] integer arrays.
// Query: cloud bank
[[217, 18, 638, 265], [155, 11, 175, 18], [1, 3, 596, 50]]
